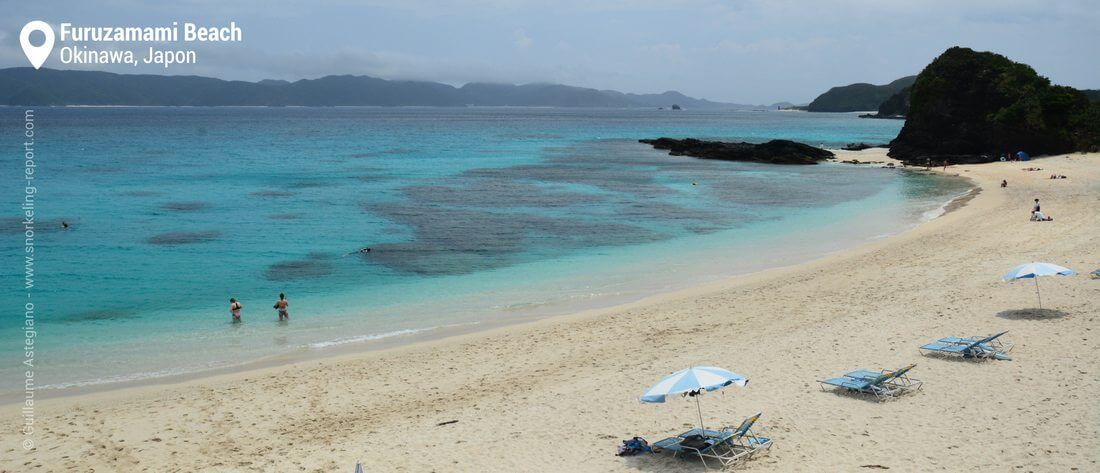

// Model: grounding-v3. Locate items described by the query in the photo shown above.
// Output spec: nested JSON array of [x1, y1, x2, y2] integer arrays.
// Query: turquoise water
[[0, 107, 968, 393]]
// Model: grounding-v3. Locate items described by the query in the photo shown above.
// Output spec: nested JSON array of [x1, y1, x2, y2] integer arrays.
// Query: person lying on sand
[[1031, 211, 1054, 222]]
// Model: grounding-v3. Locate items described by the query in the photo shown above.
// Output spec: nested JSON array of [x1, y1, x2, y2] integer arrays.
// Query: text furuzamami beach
[[59, 22, 242, 42], [45, 21, 242, 69]]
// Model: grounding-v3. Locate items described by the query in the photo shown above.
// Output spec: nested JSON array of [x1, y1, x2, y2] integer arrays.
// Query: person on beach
[[274, 293, 289, 321], [229, 298, 243, 322], [1029, 199, 1053, 221], [1031, 211, 1054, 221], [1001, 179, 1008, 188]]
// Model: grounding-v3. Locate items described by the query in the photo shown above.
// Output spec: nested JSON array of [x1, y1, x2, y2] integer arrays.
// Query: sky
[[3, 0, 1098, 104]]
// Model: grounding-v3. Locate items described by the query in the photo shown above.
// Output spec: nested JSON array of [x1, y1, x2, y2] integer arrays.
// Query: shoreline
[[7, 150, 1097, 472], [5, 151, 971, 405]]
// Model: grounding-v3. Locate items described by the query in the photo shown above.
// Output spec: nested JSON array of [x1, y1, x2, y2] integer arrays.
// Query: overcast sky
[[4, 0, 1098, 103]]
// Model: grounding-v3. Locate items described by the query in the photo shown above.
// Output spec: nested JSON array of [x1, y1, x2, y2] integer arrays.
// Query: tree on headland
[[888, 47, 1100, 164]]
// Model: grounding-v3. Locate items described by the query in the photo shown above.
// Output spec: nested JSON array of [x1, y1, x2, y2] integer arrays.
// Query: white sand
[[4, 151, 1098, 472]]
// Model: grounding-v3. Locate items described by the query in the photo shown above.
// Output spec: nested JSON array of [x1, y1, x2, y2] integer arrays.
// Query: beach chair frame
[[651, 432, 739, 469], [651, 413, 772, 469], [722, 413, 773, 460], [919, 332, 1012, 360], [818, 364, 922, 400]]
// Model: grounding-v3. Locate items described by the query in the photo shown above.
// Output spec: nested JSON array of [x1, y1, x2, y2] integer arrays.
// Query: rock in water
[[889, 47, 1100, 164], [842, 142, 886, 151], [640, 138, 834, 165]]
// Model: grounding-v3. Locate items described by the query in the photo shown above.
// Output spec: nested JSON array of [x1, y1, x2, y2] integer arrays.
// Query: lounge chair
[[819, 364, 922, 399], [651, 430, 737, 469], [721, 412, 773, 459], [652, 413, 772, 468], [919, 331, 1012, 360]]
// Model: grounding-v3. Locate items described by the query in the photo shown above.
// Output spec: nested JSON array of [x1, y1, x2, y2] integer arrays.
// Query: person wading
[[273, 293, 289, 321], [229, 298, 243, 322]]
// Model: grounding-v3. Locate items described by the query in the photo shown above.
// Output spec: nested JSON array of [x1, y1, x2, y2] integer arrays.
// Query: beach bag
[[616, 436, 651, 456], [679, 434, 708, 451]]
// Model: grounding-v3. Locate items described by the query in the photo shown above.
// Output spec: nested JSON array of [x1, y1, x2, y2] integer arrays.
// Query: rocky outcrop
[[842, 142, 887, 151], [889, 47, 1100, 164], [640, 138, 834, 165]]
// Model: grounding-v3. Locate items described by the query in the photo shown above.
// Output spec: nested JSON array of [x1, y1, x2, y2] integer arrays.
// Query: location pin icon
[[20, 21, 55, 70]]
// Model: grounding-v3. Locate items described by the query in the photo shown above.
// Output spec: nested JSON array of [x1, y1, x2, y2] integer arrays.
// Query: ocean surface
[[0, 107, 970, 395]]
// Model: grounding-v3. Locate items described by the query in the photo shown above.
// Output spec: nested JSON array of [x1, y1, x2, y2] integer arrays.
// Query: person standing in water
[[229, 298, 243, 322], [273, 293, 289, 321]]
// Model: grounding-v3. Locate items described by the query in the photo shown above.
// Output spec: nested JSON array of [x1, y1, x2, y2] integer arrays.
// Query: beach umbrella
[[640, 366, 747, 434], [1002, 262, 1076, 309]]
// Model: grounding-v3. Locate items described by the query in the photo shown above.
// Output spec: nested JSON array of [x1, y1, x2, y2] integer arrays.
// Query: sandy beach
[[5, 150, 1098, 472]]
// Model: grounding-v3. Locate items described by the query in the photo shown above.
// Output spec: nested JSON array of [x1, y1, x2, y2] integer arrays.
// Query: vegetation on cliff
[[805, 76, 915, 112], [889, 47, 1100, 163]]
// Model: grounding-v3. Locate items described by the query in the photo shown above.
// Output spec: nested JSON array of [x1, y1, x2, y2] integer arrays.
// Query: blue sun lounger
[[722, 413, 772, 459], [652, 413, 772, 468], [919, 331, 1012, 360], [819, 364, 922, 399], [651, 430, 736, 469]]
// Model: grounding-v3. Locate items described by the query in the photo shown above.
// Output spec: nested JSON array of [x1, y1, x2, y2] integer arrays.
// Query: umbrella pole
[[696, 394, 704, 434], [1035, 277, 1043, 310]]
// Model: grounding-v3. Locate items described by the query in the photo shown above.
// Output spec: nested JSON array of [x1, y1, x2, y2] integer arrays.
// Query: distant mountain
[[805, 76, 917, 112], [617, 90, 751, 109], [0, 68, 748, 109], [865, 86, 911, 118], [457, 82, 633, 107]]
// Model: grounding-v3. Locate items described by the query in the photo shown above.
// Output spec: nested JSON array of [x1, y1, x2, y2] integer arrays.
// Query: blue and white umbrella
[[641, 366, 747, 433], [1002, 262, 1076, 309]]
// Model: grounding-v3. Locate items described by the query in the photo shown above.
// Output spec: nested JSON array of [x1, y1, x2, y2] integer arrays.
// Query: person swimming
[[343, 247, 372, 257], [229, 298, 243, 322], [273, 293, 289, 321]]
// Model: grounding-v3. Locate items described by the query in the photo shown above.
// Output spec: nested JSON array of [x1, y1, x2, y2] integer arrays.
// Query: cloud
[[0, 0, 1097, 103], [513, 29, 532, 49]]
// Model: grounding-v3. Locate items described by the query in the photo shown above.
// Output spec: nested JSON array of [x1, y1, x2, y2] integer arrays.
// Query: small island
[[640, 138, 835, 164]]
